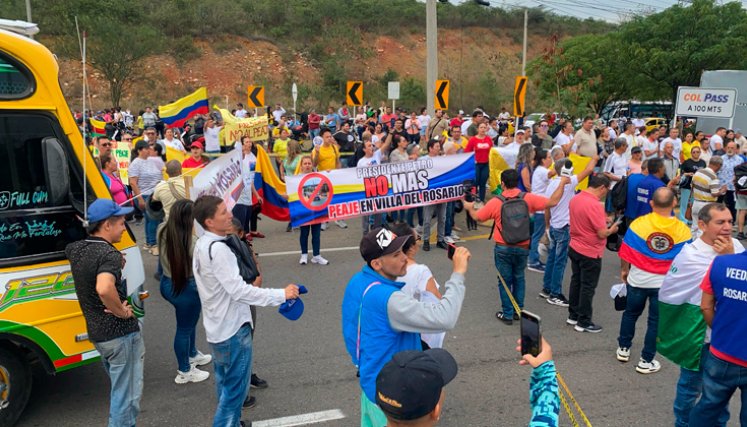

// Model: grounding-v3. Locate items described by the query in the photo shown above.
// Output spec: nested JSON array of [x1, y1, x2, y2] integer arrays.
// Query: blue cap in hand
[[278, 285, 308, 321]]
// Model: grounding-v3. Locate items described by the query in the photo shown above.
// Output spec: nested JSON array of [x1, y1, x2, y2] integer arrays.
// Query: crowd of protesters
[[69, 98, 747, 427]]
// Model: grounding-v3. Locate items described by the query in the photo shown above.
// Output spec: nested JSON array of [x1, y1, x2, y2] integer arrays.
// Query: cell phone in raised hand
[[447, 243, 457, 260], [520, 311, 542, 357]]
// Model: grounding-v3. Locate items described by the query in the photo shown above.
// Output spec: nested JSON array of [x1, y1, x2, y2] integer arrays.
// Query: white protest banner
[[675, 87, 738, 118], [285, 153, 475, 227], [190, 148, 243, 210]]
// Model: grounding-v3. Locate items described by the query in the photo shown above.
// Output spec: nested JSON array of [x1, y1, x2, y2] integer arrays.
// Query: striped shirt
[[691, 167, 721, 202]]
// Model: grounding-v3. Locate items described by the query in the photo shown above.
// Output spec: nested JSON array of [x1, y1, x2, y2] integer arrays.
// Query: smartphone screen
[[520, 311, 542, 357], [447, 243, 457, 260]]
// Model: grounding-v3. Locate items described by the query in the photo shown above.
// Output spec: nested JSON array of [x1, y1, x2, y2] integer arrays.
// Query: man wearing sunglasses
[[532, 121, 553, 150]]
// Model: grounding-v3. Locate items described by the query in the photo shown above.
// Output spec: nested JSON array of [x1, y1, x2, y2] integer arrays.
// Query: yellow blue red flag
[[159, 87, 209, 128]]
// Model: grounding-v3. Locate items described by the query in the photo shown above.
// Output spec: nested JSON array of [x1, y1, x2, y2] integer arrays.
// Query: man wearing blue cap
[[192, 195, 300, 427], [342, 227, 471, 427], [65, 199, 141, 427]]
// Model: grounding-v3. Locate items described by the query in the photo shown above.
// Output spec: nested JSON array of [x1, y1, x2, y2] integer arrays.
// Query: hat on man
[[376, 348, 458, 421], [190, 140, 204, 150], [87, 199, 134, 223], [360, 227, 410, 263], [458, 110, 465, 115], [515, 129, 526, 135]]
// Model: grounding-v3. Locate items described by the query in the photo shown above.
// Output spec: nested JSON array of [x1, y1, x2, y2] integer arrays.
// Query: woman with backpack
[[158, 199, 212, 384]]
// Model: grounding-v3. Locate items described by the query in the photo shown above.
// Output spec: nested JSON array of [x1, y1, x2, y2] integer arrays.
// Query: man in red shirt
[[463, 169, 568, 325], [567, 175, 619, 333], [182, 139, 209, 169], [449, 110, 465, 129]]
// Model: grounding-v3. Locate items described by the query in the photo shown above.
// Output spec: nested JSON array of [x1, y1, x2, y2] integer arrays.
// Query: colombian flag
[[254, 145, 290, 221], [159, 87, 209, 128], [90, 118, 106, 137], [619, 213, 691, 275]]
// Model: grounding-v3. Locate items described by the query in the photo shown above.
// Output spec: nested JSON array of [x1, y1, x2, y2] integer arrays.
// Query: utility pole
[[25, 0, 33, 38], [521, 8, 527, 76], [426, 0, 438, 115]]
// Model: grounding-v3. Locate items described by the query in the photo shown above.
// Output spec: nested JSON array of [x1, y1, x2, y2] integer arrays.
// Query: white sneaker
[[635, 358, 661, 374], [189, 350, 212, 367], [299, 254, 308, 265], [311, 255, 329, 265], [335, 220, 348, 229], [616, 347, 631, 363], [149, 246, 159, 256], [444, 236, 455, 244], [175, 366, 210, 384], [415, 225, 423, 235], [449, 232, 460, 241], [321, 222, 328, 231]]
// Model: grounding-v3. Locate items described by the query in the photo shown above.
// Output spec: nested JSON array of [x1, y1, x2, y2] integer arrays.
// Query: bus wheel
[[0, 347, 32, 426]]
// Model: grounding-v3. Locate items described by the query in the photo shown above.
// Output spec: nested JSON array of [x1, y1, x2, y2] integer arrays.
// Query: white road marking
[[253, 409, 346, 427], [258, 246, 358, 257], [258, 234, 488, 258]]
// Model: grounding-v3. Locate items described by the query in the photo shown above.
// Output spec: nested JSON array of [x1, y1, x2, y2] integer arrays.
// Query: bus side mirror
[[41, 137, 70, 206]]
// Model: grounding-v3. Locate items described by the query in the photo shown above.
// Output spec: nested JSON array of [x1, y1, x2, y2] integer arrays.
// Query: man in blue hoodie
[[342, 227, 470, 427]]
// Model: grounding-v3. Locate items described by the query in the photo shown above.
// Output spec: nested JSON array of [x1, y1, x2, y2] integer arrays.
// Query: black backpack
[[491, 193, 531, 244], [610, 175, 628, 212], [735, 163, 747, 191], [209, 234, 260, 284]]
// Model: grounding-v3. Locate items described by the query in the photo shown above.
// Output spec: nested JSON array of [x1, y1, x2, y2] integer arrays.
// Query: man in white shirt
[[235, 103, 248, 119], [643, 129, 660, 160], [621, 123, 636, 159], [607, 119, 619, 141], [709, 127, 726, 153], [659, 128, 682, 162], [658, 202, 742, 426], [358, 138, 392, 235], [498, 107, 511, 122], [553, 121, 574, 154], [193, 195, 299, 427], [632, 115, 645, 129], [541, 154, 598, 306], [272, 104, 286, 124], [603, 138, 629, 190], [203, 118, 223, 153], [162, 128, 185, 152], [734, 128, 747, 153]]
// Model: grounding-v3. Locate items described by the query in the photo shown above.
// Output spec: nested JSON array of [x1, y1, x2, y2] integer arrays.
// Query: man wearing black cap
[[65, 199, 142, 427], [342, 227, 470, 427], [375, 349, 458, 426]]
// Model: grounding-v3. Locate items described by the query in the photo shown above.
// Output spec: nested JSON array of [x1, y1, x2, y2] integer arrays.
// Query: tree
[[530, 34, 628, 116], [84, 19, 161, 106], [619, 0, 747, 102]]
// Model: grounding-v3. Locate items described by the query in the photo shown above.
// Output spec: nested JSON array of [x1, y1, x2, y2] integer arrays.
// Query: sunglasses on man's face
[[100, 143, 112, 147]]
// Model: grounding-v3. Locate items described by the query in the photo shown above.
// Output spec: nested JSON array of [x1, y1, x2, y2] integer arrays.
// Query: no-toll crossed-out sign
[[435, 80, 449, 110], [346, 81, 363, 106], [247, 85, 265, 108], [675, 87, 738, 118]]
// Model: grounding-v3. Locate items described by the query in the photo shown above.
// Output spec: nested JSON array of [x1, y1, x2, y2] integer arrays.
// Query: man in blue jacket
[[342, 227, 470, 427]]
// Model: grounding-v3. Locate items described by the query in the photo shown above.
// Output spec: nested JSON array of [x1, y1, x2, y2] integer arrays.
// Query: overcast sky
[[468, 0, 747, 23]]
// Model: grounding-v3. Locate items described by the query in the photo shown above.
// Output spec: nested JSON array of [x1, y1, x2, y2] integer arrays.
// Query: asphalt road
[[16, 214, 742, 426]]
